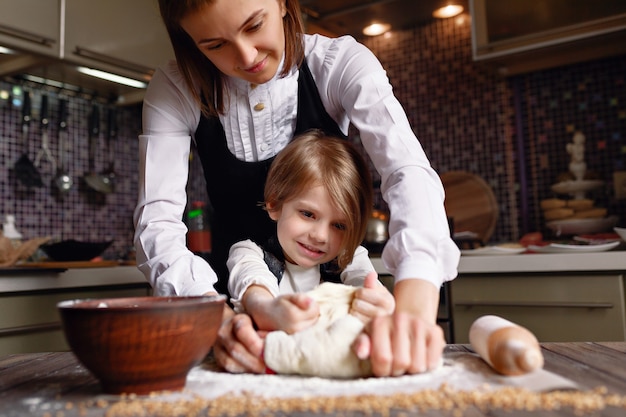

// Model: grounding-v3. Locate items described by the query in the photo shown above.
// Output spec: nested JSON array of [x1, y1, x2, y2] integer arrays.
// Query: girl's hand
[[212, 306, 266, 374], [350, 272, 395, 323], [262, 294, 320, 334]]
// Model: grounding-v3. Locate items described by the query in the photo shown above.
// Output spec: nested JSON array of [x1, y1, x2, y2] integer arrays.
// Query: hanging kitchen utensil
[[34, 93, 57, 174], [83, 104, 112, 194], [99, 106, 117, 192], [13, 91, 43, 187], [53, 99, 73, 194]]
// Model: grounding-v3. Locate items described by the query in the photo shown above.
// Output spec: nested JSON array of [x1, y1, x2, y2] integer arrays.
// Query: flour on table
[[180, 352, 578, 401], [264, 282, 371, 378]]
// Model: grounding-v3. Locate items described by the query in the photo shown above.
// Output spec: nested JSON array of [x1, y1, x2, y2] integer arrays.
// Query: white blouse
[[134, 33, 460, 296]]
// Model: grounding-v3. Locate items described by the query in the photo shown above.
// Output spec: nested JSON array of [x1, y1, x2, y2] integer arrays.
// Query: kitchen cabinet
[[371, 251, 626, 344], [451, 272, 626, 343], [64, 0, 173, 80], [0, 266, 150, 356], [0, 286, 150, 357], [0, 0, 173, 96], [0, 0, 61, 57]]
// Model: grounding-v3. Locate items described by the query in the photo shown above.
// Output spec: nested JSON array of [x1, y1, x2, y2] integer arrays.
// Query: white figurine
[[566, 131, 586, 181]]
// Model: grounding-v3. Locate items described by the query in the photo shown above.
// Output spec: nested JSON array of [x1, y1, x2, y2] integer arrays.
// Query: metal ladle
[[53, 99, 73, 194], [84, 104, 112, 194], [34, 94, 57, 175], [99, 106, 117, 192]]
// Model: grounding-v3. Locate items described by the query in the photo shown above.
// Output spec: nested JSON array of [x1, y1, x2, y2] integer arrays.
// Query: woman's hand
[[352, 279, 446, 376], [212, 305, 266, 374], [350, 271, 395, 323]]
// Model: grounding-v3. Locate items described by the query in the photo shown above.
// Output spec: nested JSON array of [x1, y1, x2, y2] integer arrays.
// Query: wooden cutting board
[[440, 171, 498, 243]]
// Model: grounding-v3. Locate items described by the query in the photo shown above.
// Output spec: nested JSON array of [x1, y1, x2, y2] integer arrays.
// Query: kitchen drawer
[[0, 286, 150, 357], [451, 273, 625, 343]]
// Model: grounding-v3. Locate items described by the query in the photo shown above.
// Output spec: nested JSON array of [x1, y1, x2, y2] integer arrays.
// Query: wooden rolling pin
[[469, 315, 544, 376]]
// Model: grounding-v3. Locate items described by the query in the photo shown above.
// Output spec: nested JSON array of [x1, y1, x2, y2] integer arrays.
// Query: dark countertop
[[0, 343, 624, 416]]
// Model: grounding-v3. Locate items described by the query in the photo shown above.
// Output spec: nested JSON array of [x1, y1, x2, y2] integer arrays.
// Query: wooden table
[[0, 343, 624, 416]]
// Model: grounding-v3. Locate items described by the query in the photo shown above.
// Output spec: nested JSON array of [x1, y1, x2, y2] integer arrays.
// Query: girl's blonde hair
[[158, 0, 304, 117], [265, 130, 373, 269]]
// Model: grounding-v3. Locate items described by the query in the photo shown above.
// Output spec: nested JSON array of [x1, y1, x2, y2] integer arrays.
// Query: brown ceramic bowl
[[58, 295, 225, 395]]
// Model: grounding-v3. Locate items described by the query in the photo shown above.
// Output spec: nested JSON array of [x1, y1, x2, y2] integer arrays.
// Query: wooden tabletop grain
[[0, 343, 624, 417]]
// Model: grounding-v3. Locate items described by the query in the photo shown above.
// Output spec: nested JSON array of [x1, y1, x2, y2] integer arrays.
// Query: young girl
[[135, 0, 460, 376], [227, 131, 395, 334]]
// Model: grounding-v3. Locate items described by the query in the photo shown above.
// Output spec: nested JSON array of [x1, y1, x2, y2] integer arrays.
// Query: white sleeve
[[340, 246, 376, 287], [227, 240, 281, 313], [133, 62, 217, 296], [305, 35, 460, 288]]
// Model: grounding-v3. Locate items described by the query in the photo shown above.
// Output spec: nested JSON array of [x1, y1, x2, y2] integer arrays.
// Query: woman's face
[[180, 0, 287, 85], [269, 185, 348, 269]]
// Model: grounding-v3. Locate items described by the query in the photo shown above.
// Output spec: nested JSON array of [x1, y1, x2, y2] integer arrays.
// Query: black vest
[[194, 60, 346, 296]]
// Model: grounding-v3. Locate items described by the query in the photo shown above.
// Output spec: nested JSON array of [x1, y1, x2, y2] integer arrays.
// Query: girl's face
[[269, 185, 348, 269], [180, 0, 287, 85]]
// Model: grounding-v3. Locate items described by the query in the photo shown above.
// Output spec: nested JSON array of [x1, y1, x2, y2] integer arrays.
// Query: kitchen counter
[[372, 250, 626, 344], [0, 342, 624, 416], [0, 265, 146, 294], [371, 250, 626, 275]]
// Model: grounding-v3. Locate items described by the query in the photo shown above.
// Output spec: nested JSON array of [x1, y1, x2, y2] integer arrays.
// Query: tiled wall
[[1, 12, 625, 259], [0, 83, 143, 259], [363, 13, 626, 242]]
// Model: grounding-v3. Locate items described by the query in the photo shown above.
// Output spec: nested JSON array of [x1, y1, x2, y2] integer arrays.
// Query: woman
[[134, 0, 460, 377]]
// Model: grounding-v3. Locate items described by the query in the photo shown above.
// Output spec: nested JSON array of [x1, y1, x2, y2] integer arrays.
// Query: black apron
[[194, 60, 346, 296]]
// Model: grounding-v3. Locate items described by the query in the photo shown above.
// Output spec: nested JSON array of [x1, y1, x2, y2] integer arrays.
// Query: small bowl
[[41, 239, 113, 261], [58, 295, 225, 394], [615, 227, 626, 242]]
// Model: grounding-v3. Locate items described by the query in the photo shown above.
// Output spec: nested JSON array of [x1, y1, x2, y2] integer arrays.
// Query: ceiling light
[[362, 22, 391, 37], [433, 4, 464, 19], [77, 66, 148, 89]]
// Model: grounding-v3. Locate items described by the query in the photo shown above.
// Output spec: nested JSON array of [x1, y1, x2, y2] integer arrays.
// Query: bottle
[[469, 315, 544, 376], [2, 214, 23, 248], [186, 201, 212, 254]]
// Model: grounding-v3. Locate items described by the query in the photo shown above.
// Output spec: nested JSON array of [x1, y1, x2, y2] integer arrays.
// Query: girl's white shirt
[[135, 33, 460, 296], [226, 239, 374, 313]]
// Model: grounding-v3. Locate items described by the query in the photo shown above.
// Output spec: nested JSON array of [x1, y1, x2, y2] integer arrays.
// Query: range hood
[[0, 50, 150, 105]]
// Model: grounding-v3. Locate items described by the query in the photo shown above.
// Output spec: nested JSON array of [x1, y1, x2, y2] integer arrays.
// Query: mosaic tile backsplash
[[1, 12, 625, 262], [0, 86, 143, 259]]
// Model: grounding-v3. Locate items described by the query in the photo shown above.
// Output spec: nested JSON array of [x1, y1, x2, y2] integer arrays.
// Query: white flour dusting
[[178, 352, 577, 400]]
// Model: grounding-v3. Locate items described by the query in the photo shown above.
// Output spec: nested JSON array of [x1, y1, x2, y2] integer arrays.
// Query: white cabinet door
[[64, 0, 174, 79], [0, 0, 61, 57]]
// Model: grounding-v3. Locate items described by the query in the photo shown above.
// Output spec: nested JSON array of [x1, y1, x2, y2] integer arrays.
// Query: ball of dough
[[263, 282, 372, 378]]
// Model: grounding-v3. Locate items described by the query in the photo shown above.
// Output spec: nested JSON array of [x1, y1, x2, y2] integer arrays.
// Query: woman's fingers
[[214, 313, 266, 373], [364, 312, 445, 377]]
